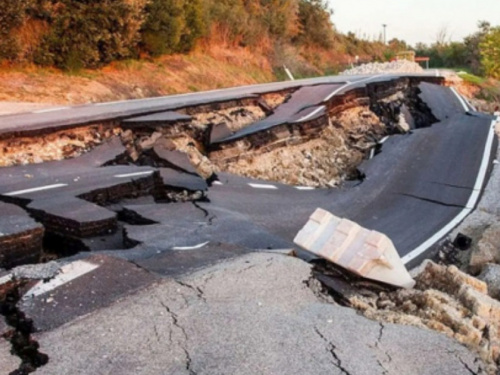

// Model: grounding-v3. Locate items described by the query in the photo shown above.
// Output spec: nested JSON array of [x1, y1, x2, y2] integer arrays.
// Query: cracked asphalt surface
[[34, 253, 485, 375]]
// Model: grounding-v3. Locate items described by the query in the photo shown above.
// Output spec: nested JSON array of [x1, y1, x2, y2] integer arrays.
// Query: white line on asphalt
[[4, 183, 68, 196], [33, 107, 70, 114], [248, 183, 278, 190], [0, 274, 13, 285], [450, 87, 470, 112], [369, 148, 376, 159], [213, 181, 224, 186], [295, 186, 315, 191], [172, 241, 210, 251], [296, 106, 326, 122], [402, 116, 498, 265], [23, 260, 100, 299], [323, 74, 386, 102], [379, 136, 390, 144], [114, 171, 154, 178]]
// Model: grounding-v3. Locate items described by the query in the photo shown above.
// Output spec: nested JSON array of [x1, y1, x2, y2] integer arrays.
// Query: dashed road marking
[[295, 186, 315, 191], [379, 136, 390, 144], [33, 107, 70, 114], [0, 274, 13, 285], [213, 181, 224, 186], [248, 183, 278, 190], [23, 260, 100, 299], [172, 241, 210, 251], [114, 171, 154, 178], [4, 183, 68, 196]]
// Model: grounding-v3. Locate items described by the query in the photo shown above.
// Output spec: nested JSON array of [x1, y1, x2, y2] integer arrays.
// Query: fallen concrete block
[[294, 208, 415, 288]]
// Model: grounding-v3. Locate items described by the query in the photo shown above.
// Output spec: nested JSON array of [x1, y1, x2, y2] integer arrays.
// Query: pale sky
[[328, 0, 500, 46]]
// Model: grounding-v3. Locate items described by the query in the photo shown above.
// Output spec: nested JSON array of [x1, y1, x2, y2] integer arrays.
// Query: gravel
[[340, 60, 424, 76]]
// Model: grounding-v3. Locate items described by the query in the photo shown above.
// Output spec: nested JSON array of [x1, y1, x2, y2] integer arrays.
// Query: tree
[[0, 0, 29, 61], [464, 21, 490, 75], [140, 0, 185, 56], [296, 0, 335, 48], [480, 26, 500, 79], [35, 0, 142, 70]]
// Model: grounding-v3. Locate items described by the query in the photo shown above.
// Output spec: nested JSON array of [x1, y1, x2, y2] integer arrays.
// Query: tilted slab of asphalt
[[418, 82, 467, 121], [216, 84, 343, 143], [0, 73, 444, 140]]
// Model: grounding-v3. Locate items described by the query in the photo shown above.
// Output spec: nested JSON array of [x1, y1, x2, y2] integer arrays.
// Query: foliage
[[296, 0, 335, 48], [480, 26, 500, 80], [0, 0, 30, 60], [140, 0, 205, 56], [35, 0, 144, 70]]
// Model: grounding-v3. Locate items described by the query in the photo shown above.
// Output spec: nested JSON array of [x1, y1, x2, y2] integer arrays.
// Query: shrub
[[296, 0, 335, 49], [480, 27, 500, 79], [35, 0, 143, 70], [0, 0, 30, 61]]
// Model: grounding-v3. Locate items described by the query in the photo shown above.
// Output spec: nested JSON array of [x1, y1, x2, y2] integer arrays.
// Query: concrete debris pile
[[316, 260, 500, 374], [340, 60, 424, 76]]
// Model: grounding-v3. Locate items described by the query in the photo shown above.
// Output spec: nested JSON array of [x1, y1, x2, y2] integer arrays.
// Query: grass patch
[[457, 72, 486, 85]]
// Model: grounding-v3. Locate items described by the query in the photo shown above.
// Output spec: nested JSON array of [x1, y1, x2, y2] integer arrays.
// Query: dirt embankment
[[0, 48, 273, 106]]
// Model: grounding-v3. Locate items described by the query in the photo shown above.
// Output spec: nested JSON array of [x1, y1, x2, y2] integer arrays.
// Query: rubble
[[316, 260, 500, 374], [340, 60, 424, 76], [0, 125, 121, 167], [470, 223, 500, 273], [295, 208, 415, 288], [478, 264, 500, 300], [214, 106, 385, 187]]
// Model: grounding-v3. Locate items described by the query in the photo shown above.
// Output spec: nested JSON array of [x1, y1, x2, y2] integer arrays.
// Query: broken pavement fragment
[[294, 208, 415, 288], [0, 202, 44, 268]]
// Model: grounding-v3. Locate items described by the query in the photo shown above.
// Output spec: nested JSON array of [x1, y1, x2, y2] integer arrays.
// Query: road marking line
[[402, 117, 498, 265], [4, 183, 68, 196], [213, 181, 224, 186], [172, 241, 210, 251], [324, 74, 386, 102], [23, 260, 99, 299], [450, 87, 470, 112], [379, 136, 390, 144], [33, 107, 70, 114], [369, 148, 376, 159], [114, 171, 154, 178], [296, 106, 326, 122], [248, 183, 278, 190], [0, 274, 13, 285], [295, 186, 315, 191]]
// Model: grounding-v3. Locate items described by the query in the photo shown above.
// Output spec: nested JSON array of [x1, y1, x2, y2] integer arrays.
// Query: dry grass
[[0, 47, 275, 105]]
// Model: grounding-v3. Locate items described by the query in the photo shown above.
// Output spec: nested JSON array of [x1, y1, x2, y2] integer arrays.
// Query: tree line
[[415, 22, 500, 79], [0, 0, 348, 71]]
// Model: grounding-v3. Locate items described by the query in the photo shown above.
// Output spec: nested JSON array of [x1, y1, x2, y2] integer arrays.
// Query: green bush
[[35, 0, 140, 70], [140, 0, 206, 56]]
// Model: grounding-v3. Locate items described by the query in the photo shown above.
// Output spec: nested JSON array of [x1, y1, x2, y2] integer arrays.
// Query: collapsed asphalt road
[[0, 73, 498, 374]]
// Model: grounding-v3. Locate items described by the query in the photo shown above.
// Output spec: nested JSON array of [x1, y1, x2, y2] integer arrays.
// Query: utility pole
[[382, 24, 387, 44]]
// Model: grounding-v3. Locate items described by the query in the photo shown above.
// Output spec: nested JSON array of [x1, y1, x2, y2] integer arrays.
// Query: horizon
[[328, 0, 500, 46]]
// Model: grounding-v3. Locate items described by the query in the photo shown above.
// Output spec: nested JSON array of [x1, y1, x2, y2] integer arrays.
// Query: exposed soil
[[215, 106, 385, 187], [0, 125, 121, 167], [313, 260, 500, 375]]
